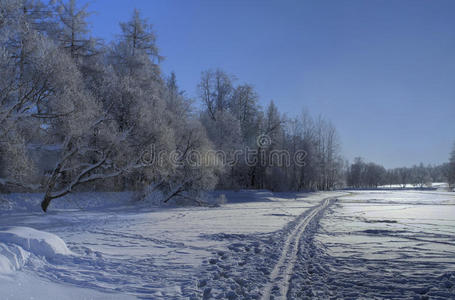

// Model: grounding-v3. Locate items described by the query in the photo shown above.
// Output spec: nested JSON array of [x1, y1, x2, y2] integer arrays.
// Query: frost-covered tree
[[198, 69, 234, 121], [33, 36, 130, 211], [200, 110, 242, 188], [448, 142, 455, 188], [54, 0, 98, 59], [162, 119, 221, 203], [257, 100, 283, 190], [198, 69, 249, 188], [230, 84, 260, 143], [106, 11, 173, 194], [0, 2, 58, 190], [313, 117, 342, 190], [104, 15, 218, 205], [165, 72, 192, 119], [119, 8, 161, 62], [347, 157, 364, 188], [0, 5, 110, 201], [289, 111, 318, 190], [409, 163, 431, 188], [110, 8, 162, 82]]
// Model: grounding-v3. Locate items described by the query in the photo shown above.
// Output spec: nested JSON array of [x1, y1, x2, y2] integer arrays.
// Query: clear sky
[[79, 0, 455, 168]]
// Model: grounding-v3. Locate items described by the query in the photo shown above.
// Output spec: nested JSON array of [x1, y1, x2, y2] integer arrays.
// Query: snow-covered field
[[289, 190, 455, 299], [0, 190, 454, 299]]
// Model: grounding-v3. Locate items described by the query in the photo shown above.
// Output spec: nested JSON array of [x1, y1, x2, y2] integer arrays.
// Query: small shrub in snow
[[216, 194, 227, 205]]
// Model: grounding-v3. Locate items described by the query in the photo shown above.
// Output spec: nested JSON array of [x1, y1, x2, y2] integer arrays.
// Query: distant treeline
[[346, 152, 455, 189]]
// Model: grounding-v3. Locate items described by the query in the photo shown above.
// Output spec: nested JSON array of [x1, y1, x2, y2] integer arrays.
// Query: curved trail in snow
[[261, 197, 334, 300]]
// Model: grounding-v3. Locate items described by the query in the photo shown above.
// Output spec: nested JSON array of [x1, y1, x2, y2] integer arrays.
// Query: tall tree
[[55, 0, 97, 59], [198, 69, 234, 121], [230, 83, 260, 143], [0, 1, 58, 190], [449, 142, 455, 188], [119, 8, 162, 62]]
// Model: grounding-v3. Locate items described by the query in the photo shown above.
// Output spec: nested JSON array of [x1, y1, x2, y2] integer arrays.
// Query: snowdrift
[[0, 243, 30, 274], [0, 227, 72, 257], [0, 227, 72, 273]]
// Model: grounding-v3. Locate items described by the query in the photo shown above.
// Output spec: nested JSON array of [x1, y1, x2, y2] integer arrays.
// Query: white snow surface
[[0, 227, 72, 258], [294, 190, 455, 299], [0, 189, 454, 299]]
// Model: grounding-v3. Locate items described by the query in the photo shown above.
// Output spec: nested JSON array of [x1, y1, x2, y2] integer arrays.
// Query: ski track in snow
[[260, 197, 333, 300], [195, 196, 337, 300]]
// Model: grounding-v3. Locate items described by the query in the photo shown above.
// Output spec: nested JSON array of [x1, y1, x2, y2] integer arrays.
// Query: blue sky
[[80, 0, 455, 168]]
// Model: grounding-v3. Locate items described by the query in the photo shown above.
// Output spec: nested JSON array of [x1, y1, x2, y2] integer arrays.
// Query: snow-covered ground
[[0, 190, 454, 299], [291, 190, 455, 299]]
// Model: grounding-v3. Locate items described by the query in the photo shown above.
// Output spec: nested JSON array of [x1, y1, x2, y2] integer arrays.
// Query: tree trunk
[[41, 195, 52, 212]]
